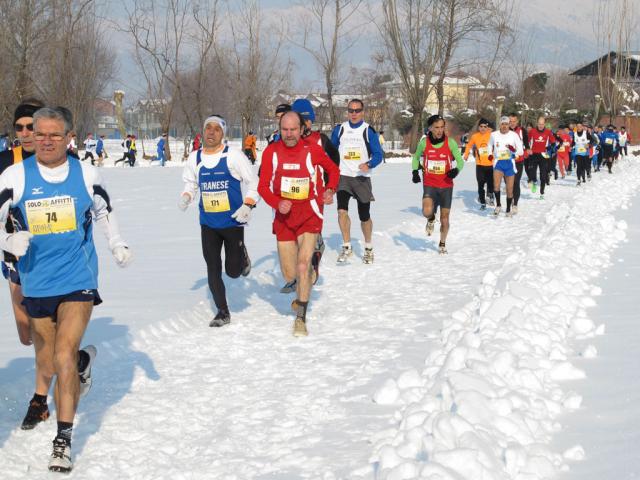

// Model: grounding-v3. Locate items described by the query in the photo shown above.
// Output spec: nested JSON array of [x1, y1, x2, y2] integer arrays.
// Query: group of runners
[[460, 113, 631, 219], [0, 96, 634, 473]]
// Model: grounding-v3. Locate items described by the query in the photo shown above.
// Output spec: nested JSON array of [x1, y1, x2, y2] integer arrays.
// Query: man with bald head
[[258, 111, 340, 336]]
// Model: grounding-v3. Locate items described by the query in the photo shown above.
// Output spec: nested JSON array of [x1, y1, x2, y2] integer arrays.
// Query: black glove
[[447, 167, 459, 179], [412, 169, 421, 183]]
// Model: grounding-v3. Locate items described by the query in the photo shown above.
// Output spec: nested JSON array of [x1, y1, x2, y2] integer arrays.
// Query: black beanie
[[427, 114, 444, 127], [14, 103, 41, 123]]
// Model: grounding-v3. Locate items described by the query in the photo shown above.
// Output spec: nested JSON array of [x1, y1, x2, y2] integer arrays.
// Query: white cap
[[203, 115, 227, 137], [499, 116, 510, 124]]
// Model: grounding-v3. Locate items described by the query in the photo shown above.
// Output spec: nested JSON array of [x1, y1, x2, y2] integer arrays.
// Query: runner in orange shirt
[[463, 118, 493, 210]]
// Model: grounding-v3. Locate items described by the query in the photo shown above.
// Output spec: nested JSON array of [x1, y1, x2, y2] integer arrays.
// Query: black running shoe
[[209, 309, 230, 327], [21, 399, 49, 430]]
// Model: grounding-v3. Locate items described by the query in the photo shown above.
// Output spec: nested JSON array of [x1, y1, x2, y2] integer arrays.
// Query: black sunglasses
[[14, 123, 34, 132], [348, 108, 363, 113]]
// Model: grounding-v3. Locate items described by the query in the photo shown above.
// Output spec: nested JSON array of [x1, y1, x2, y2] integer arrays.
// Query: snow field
[[0, 154, 638, 479], [370, 159, 639, 480]]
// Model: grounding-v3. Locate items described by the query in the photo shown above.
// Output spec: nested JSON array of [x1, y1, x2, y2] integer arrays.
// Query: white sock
[[365, 243, 373, 249], [342, 242, 351, 249]]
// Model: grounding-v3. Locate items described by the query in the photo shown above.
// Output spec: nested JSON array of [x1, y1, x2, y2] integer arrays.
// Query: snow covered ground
[[0, 151, 639, 479]]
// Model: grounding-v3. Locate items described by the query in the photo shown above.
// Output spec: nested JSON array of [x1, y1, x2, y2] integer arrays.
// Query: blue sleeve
[[330, 125, 341, 149], [366, 128, 384, 169]]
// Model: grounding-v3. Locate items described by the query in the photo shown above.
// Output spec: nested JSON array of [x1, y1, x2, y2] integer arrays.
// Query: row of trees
[[0, 0, 636, 146]]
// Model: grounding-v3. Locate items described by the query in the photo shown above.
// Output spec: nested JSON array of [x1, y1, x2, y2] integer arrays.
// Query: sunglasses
[[15, 123, 34, 132], [348, 108, 363, 113]]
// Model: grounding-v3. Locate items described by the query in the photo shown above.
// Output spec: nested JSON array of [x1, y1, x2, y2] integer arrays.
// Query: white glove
[[231, 204, 253, 223], [178, 194, 191, 211], [112, 245, 132, 267], [5, 231, 33, 257]]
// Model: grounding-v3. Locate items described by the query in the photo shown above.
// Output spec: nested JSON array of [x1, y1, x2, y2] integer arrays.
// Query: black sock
[[506, 197, 512, 212], [57, 421, 73, 444], [32, 393, 48, 405], [77, 349, 90, 373], [494, 190, 501, 207], [295, 300, 308, 320], [428, 214, 435, 222]]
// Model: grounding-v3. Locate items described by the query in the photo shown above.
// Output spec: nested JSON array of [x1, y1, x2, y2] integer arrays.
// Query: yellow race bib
[[202, 191, 230, 213], [281, 177, 310, 200], [344, 149, 362, 161], [577, 146, 587, 154], [498, 150, 511, 161], [25, 196, 77, 235], [427, 160, 446, 174], [478, 146, 489, 156]]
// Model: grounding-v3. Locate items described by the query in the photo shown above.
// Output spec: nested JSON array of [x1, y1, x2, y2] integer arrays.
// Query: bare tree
[[378, 0, 441, 152], [124, 0, 190, 135], [218, 0, 292, 139], [433, 0, 497, 116], [465, 0, 516, 113], [593, 0, 637, 119], [0, 0, 115, 136], [289, 0, 363, 125]]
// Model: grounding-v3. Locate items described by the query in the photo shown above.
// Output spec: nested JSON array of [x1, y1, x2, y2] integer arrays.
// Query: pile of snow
[[369, 160, 640, 479]]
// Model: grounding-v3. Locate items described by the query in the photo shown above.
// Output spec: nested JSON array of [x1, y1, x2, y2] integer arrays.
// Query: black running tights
[[201, 225, 245, 310]]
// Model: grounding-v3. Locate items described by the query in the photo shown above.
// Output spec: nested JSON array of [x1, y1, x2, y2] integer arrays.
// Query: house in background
[[569, 51, 640, 113], [94, 98, 120, 138]]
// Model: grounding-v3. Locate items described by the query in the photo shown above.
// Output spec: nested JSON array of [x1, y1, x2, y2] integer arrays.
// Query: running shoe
[[493, 206, 501, 216], [280, 279, 297, 293], [506, 211, 513, 218], [79, 345, 97, 398], [20, 398, 49, 430], [293, 318, 308, 337], [425, 220, 435, 236], [577, 181, 581, 186], [438, 242, 448, 255], [337, 245, 353, 263], [209, 309, 230, 327], [362, 248, 374, 265], [480, 204, 487, 211], [48, 437, 72, 473], [488, 194, 495, 207], [539, 194, 545, 200], [311, 236, 325, 285], [512, 205, 518, 214]]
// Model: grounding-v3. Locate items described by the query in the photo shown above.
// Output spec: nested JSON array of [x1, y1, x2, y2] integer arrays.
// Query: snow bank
[[370, 159, 640, 479]]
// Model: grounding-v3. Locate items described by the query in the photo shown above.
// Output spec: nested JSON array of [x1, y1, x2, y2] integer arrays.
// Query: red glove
[[507, 144, 516, 152]]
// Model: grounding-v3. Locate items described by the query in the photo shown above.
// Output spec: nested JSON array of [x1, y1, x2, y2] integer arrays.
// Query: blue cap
[[291, 98, 315, 122]]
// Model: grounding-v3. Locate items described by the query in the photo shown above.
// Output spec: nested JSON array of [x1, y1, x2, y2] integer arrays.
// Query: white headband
[[203, 115, 227, 136]]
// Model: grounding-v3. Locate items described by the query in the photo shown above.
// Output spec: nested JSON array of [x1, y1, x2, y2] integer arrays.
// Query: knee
[[296, 257, 311, 277], [35, 353, 55, 378], [422, 204, 433, 217], [441, 216, 450, 229], [338, 209, 349, 219], [53, 348, 77, 376], [357, 202, 371, 222]]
